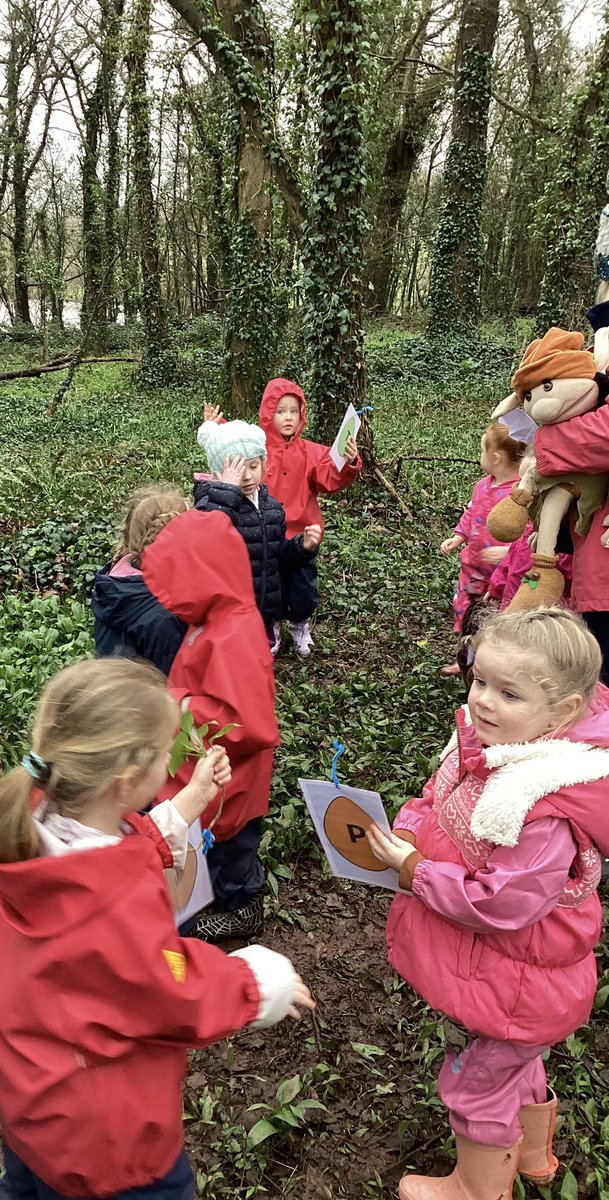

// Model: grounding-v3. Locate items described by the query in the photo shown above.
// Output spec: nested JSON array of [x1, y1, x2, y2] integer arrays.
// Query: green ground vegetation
[[0, 320, 607, 1198]]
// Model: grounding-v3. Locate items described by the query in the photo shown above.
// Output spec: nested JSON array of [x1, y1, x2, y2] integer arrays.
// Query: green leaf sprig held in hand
[[168, 710, 239, 778]]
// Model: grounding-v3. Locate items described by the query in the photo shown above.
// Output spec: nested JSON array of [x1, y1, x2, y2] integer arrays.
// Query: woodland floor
[[0, 321, 607, 1197]]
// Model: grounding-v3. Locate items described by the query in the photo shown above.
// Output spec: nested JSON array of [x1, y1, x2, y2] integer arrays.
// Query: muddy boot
[[507, 553, 565, 612], [518, 1090, 559, 1185], [399, 1135, 521, 1200], [487, 486, 532, 543]]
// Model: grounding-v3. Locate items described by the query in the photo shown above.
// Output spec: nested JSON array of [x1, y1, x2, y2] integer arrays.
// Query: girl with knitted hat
[[195, 419, 321, 656], [92, 486, 189, 676]]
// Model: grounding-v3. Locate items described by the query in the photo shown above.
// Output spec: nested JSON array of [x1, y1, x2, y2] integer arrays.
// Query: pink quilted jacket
[[387, 700, 609, 1045]]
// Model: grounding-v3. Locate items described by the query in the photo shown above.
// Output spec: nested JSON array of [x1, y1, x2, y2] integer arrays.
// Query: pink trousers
[[438, 1036, 549, 1147]]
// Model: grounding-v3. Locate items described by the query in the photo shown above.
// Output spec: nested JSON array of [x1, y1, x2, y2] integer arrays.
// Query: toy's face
[[522, 376, 599, 425]]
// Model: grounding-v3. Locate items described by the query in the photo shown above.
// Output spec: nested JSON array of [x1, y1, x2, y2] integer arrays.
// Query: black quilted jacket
[[194, 481, 317, 625]]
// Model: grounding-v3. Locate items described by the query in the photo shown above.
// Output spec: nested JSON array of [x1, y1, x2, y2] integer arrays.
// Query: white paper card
[[175, 817, 215, 926], [298, 778, 399, 890], [329, 404, 362, 471]]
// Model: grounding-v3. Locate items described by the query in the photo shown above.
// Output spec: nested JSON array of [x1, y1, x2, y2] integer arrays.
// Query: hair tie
[[21, 752, 51, 783]]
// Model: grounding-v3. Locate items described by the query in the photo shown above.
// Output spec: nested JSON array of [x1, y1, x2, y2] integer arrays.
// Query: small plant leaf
[[276, 1074, 302, 1105], [247, 1118, 278, 1146], [560, 1170, 579, 1200]]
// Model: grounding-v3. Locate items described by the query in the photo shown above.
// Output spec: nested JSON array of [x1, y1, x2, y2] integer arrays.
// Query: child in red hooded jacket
[[0, 655, 313, 1200], [143, 507, 280, 942], [258, 378, 362, 656]]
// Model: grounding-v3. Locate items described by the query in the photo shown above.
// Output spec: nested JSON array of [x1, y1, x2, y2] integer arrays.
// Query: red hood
[[0, 835, 149, 937], [259, 377, 307, 449], [142, 508, 256, 625]]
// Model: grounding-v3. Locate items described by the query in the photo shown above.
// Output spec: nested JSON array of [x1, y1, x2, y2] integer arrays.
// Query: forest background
[[0, 0, 609, 1197]]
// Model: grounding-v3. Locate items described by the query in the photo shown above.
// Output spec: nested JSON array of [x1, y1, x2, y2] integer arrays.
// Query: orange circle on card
[[323, 795, 386, 871]]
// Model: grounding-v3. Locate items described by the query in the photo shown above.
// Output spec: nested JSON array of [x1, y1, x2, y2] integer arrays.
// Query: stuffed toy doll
[[486, 326, 609, 611]]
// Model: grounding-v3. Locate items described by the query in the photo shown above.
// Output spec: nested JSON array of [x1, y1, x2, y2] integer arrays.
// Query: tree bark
[[126, 0, 171, 372], [428, 0, 500, 327], [305, 0, 367, 442]]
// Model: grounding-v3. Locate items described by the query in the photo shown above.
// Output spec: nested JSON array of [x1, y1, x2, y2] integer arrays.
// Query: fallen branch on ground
[[0, 356, 136, 381]]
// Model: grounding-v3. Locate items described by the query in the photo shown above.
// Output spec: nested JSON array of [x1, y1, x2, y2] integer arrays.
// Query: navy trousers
[[2, 1146, 194, 1200], [282, 561, 319, 623], [207, 817, 265, 911]]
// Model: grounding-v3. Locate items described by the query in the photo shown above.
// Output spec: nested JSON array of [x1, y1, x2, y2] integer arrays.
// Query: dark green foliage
[[0, 333, 608, 1197], [302, 0, 369, 439], [428, 0, 499, 328], [536, 26, 609, 329]]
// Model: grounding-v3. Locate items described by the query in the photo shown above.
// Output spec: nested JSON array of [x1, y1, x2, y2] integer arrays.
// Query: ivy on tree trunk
[[428, 0, 499, 329], [304, 0, 368, 444]]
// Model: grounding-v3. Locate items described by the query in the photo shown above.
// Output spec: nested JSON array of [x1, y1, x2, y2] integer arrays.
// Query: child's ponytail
[[0, 767, 39, 863]]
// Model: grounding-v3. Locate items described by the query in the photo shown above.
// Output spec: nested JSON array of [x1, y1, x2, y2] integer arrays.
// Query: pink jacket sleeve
[[487, 552, 511, 601], [536, 404, 609, 476], [411, 816, 576, 933], [393, 777, 436, 836]]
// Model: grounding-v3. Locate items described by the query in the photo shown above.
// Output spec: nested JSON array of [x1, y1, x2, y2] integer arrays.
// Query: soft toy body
[[487, 327, 609, 611]]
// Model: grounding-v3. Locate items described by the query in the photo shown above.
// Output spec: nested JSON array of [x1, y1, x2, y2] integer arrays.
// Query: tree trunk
[[126, 0, 172, 374], [304, 0, 367, 443], [537, 25, 609, 329], [80, 71, 107, 349], [428, 0, 500, 327], [102, 0, 125, 325], [13, 147, 31, 326]]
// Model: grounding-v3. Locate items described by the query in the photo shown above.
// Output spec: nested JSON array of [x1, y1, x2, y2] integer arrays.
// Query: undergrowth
[[0, 322, 607, 1197]]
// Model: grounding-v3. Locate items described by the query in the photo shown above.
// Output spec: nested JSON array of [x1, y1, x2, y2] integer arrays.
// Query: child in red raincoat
[[143, 508, 280, 942], [258, 377, 362, 656]]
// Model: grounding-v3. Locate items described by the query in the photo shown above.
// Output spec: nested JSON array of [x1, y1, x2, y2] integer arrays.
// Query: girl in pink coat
[[440, 422, 526, 676], [368, 608, 609, 1200]]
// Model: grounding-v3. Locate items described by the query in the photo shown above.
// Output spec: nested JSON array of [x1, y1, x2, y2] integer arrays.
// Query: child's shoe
[[399, 1134, 521, 1200], [518, 1089, 559, 1184], [289, 620, 313, 657], [269, 622, 281, 657], [191, 894, 264, 943]]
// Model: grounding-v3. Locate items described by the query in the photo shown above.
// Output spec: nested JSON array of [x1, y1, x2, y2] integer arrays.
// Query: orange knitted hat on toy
[[512, 328, 596, 399]]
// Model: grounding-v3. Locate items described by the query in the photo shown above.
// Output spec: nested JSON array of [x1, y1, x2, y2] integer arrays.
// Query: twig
[[396, 453, 479, 465], [310, 1008, 323, 1053]]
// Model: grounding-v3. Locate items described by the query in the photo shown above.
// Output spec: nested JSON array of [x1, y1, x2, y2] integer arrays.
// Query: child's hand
[[343, 436, 358, 464], [172, 746, 231, 827], [303, 524, 322, 551], [219, 455, 246, 486], [204, 403, 224, 424], [441, 535, 463, 555], [366, 823, 419, 872], [287, 976, 316, 1020], [480, 545, 508, 566]]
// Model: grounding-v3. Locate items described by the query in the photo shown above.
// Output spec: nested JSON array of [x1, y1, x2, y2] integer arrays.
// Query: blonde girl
[[0, 656, 313, 1200], [369, 609, 609, 1200], [92, 485, 189, 675], [440, 422, 527, 676]]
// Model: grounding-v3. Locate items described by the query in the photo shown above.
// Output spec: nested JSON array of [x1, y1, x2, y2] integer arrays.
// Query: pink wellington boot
[[399, 1134, 522, 1200], [518, 1090, 559, 1185]]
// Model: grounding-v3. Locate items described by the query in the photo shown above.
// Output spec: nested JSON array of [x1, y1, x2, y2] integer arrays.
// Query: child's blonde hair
[[0, 658, 177, 864], [484, 422, 528, 466], [116, 486, 188, 566], [473, 607, 601, 720]]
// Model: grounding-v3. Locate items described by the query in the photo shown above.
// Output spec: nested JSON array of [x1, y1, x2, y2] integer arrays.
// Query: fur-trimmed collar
[[472, 738, 609, 846]]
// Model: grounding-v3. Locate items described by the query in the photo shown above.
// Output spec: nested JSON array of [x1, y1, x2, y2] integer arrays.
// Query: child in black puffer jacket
[[195, 421, 321, 655]]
